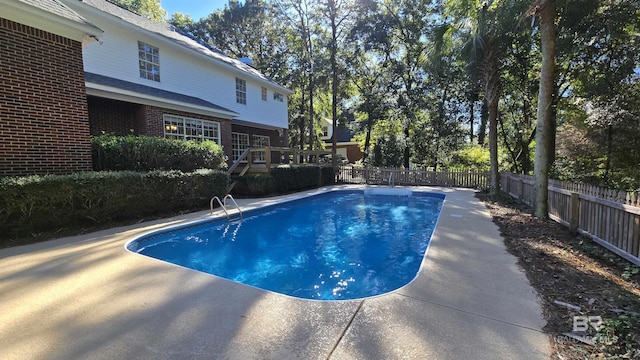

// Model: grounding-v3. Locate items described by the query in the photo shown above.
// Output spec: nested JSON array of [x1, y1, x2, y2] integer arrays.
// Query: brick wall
[[88, 97, 139, 136], [139, 106, 233, 162], [0, 18, 91, 176], [87, 96, 236, 164]]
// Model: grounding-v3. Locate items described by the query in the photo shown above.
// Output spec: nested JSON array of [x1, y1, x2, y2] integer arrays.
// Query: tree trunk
[[604, 124, 613, 184], [487, 95, 499, 194], [299, 90, 306, 150], [330, 4, 338, 168], [533, 0, 556, 219], [308, 78, 314, 151], [403, 126, 410, 168], [363, 124, 372, 162], [468, 90, 477, 142], [483, 46, 501, 195], [478, 99, 488, 145]]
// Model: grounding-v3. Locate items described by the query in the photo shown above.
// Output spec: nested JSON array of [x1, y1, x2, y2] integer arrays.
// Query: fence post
[[569, 192, 580, 234], [517, 176, 523, 200], [265, 146, 271, 170], [505, 174, 510, 195]]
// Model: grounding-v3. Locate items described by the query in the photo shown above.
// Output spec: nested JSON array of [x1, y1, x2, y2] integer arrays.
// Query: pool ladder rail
[[210, 194, 243, 220]]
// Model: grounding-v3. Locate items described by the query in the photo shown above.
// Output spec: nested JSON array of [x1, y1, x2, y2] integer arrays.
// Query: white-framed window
[[321, 126, 329, 138], [163, 115, 220, 144], [236, 78, 247, 104], [273, 92, 283, 102], [138, 41, 160, 82], [252, 135, 270, 162], [261, 87, 267, 101], [232, 132, 249, 162]]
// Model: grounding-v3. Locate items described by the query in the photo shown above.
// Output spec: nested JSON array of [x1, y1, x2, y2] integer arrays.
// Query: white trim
[[86, 82, 237, 119], [231, 118, 285, 131], [0, 0, 102, 43]]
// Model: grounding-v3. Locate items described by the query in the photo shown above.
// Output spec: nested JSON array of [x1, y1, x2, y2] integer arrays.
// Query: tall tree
[[351, 58, 392, 163], [446, 0, 511, 194], [194, 0, 289, 81], [111, 0, 166, 21], [318, 0, 358, 166], [498, 1, 538, 175], [553, 0, 640, 189], [527, 0, 556, 219], [381, 0, 433, 168], [274, 0, 321, 151]]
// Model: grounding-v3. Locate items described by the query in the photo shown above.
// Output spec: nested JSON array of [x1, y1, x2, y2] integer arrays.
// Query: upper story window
[[236, 78, 247, 104], [273, 92, 284, 102], [163, 115, 220, 144], [261, 87, 267, 101], [138, 41, 160, 82]]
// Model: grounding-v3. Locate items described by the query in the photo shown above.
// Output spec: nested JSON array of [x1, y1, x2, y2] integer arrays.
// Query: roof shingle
[[85, 72, 236, 114]]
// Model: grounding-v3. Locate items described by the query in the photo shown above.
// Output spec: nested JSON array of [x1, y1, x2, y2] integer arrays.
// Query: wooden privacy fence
[[337, 166, 489, 188], [501, 172, 640, 266]]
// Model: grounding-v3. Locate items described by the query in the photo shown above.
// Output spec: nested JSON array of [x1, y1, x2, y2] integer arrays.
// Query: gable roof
[[86, 72, 238, 118], [77, 0, 291, 94], [1, 0, 102, 41]]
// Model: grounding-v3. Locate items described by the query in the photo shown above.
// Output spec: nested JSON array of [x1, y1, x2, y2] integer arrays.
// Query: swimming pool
[[126, 189, 444, 300]]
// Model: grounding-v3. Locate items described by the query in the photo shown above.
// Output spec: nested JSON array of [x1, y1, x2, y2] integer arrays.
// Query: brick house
[[62, 0, 292, 167], [0, 0, 103, 176], [1, 0, 292, 177]]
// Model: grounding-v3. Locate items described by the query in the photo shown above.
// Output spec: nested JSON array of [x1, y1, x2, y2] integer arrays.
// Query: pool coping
[[0, 185, 551, 360]]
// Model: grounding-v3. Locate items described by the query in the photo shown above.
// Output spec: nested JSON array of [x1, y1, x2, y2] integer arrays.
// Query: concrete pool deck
[[0, 186, 550, 360]]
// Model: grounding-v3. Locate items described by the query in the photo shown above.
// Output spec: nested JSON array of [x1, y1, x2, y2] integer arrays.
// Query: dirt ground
[[477, 192, 640, 360]]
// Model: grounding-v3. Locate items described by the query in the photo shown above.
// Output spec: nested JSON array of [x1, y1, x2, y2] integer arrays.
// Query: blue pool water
[[126, 189, 444, 300]]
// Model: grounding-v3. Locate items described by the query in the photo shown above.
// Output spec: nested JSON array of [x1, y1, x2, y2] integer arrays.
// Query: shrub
[[271, 165, 318, 193], [0, 170, 228, 242], [92, 134, 227, 172], [232, 174, 275, 196], [320, 165, 336, 186]]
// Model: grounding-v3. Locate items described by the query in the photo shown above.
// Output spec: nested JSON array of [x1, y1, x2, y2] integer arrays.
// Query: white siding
[[79, 10, 288, 129]]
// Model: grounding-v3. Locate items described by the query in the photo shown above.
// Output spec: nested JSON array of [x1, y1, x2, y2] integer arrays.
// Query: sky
[[162, 0, 230, 20]]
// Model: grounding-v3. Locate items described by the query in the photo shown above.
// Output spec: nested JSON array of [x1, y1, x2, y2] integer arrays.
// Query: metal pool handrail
[[210, 194, 243, 220], [223, 194, 243, 219]]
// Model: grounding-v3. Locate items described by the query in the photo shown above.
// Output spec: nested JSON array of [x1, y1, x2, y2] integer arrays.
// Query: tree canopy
[[160, 0, 640, 194]]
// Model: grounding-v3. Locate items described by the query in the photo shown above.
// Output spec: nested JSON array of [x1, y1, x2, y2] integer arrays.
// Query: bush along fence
[[501, 172, 640, 266], [337, 165, 489, 188], [0, 169, 228, 243], [231, 165, 335, 197]]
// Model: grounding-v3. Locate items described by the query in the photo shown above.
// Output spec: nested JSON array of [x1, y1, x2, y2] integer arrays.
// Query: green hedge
[[233, 165, 335, 196], [0, 169, 228, 241], [92, 135, 227, 172], [231, 174, 275, 196]]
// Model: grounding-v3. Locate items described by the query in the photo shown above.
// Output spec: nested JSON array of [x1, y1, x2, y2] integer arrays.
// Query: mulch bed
[[477, 192, 640, 360]]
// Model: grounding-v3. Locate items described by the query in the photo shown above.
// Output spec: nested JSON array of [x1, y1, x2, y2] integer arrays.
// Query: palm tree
[[446, 0, 505, 194]]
